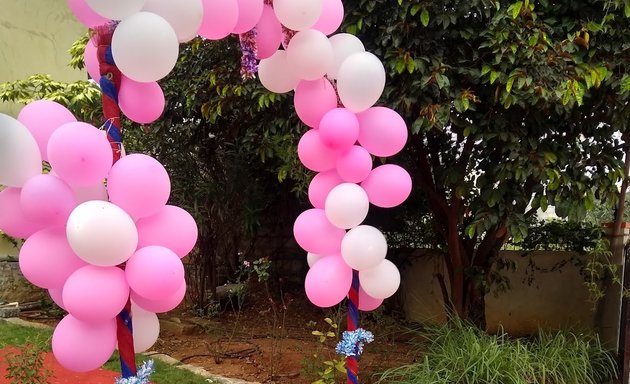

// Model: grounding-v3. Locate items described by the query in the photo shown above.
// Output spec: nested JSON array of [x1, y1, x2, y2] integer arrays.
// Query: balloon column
[[0, 106, 197, 373], [1, 0, 412, 382]]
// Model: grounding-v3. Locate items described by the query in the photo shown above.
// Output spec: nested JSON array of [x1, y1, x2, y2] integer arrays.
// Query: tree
[[341, 0, 630, 327]]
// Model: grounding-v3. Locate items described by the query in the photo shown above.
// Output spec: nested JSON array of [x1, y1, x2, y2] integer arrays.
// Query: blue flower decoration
[[115, 360, 155, 384], [336, 328, 374, 358]]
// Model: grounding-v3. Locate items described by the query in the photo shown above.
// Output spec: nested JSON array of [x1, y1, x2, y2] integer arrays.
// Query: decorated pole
[[346, 271, 360, 384], [95, 23, 137, 378]]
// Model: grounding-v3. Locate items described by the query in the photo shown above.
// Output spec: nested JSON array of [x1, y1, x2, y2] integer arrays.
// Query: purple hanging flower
[[239, 28, 259, 80]]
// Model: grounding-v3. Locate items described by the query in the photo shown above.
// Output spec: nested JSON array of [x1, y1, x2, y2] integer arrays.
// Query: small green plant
[[4, 343, 52, 384], [251, 257, 271, 283], [301, 317, 346, 384], [582, 237, 628, 304], [377, 321, 618, 384]]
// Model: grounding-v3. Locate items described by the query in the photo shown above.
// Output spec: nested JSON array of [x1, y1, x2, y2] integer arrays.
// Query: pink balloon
[[336, 145, 373, 183], [63, 265, 130, 322], [357, 107, 409, 157], [233, 0, 264, 33], [361, 164, 412, 208], [52, 315, 117, 372], [107, 154, 171, 219], [319, 108, 359, 151], [294, 78, 338, 128], [74, 181, 108, 203], [119, 76, 165, 124], [305, 254, 352, 307], [126, 246, 185, 300], [308, 170, 342, 209], [255, 5, 282, 59], [20, 174, 77, 226], [136, 205, 199, 258], [67, 0, 110, 28], [297, 129, 340, 172], [0, 188, 43, 239], [49, 288, 66, 310], [84, 38, 101, 83], [18, 100, 77, 161], [358, 286, 383, 311], [19, 226, 87, 289], [293, 208, 345, 254], [47, 122, 113, 187], [312, 0, 344, 35], [199, 0, 239, 40], [131, 281, 186, 313]]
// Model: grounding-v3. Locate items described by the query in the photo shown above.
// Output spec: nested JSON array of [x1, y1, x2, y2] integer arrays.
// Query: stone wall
[[0, 261, 45, 304]]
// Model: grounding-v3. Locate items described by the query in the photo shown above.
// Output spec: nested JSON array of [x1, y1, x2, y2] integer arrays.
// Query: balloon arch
[[0, 0, 412, 382]]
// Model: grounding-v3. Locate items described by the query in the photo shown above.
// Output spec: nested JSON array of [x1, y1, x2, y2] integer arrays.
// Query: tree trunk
[[466, 284, 487, 330]]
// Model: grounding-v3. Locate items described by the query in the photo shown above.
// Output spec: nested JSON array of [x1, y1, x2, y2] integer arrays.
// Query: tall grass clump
[[377, 320, 618, 384]]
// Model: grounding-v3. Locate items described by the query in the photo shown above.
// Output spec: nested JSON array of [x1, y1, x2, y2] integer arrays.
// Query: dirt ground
[[19, 285, 416, 384]]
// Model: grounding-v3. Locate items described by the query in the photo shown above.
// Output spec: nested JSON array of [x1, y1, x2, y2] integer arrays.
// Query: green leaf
[[509, 1, 523, 19], [506, 77, 515, 93], [625, 0, 630, 18], [421, 9, 430, 27], [543, 152, 558, 164], [410, 4, 422, 16], [490, 70, 499, 85]]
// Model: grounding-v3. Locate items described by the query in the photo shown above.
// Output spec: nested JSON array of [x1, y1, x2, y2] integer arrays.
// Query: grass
[[0, 320, 220, 384], [376, 320, 619, 384]]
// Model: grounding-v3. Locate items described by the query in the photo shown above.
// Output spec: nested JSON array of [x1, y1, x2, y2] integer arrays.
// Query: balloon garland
[[0, 0, 413, 382]]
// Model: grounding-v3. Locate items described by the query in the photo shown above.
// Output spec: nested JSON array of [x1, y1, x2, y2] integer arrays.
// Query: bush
[[377, 322, 618, 384]]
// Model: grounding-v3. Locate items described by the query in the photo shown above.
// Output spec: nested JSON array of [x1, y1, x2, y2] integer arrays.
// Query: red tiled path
[[0, 347, 119, 384]]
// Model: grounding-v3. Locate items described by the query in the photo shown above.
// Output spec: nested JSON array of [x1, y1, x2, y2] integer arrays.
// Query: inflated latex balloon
[[361, 164, 412, 208], [305, 254, 352, 307], [359, 259, 400, 299], [293, 208, 346, 254], [67, 0, 109, 28], [63, 265, 129, 322], [337, 52, 386, 113], [52, 315, 117, 372], [66, 200, 138, 267], [286, 29, 334, 81], [325, 183, 369, 229], [19, 226, 87, 289], [131, 281, 186, 313], [307, 252, 324, 267], [312, 0, 343, 35], [308, 170, 343, 209], [335, 145, 372, 183], [126, 246, 185, 300], [107, 154, 171, 220], [119, 76, 165, 124], [273, 0, 322, 31], [358, 286, 383, 311], [319, 108, 359, 152], [20, 174, 76, 226], [142, 0, 203, 42], [255, 5, 283, 59], [327, 33, 364, 79], [341, 225, 387, 271], [112, 12, 179, 82], [0, 188, 44, 239], [131, 304, 160, 352], [85, 0, 146, 20], [297, 129, 339, 172], [47, 122, 113, 187], [17, 100, 77, 161], [83, 39, 101, 83], [357, 107, 408, 157], [198, 0, 239, 40], [0, 113, 42, 187], [294, 78, 338, 128], [258, 50, 299, 93], [233, 0, 264, 34], [136, 205, 199, 258]]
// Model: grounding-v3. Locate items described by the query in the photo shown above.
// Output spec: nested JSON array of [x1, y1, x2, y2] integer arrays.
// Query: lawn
[[0, 320, 220, 384]]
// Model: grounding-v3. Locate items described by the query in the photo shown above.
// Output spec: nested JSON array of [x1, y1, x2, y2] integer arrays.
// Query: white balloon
[[66, 201, 138, 267], [131, 304, 160, 352], [359, 259, 400, 299], [273, 0, 322, 31], [258, 50, 300, 93], [341, 225, 387, 270], [0, 113, 42, 187], [307, 252, 323, 267], [142, 0, 203, 42], [112, 12, 180, 83], [327, 33, 365, 79], [85, 0, 146, 20], [286, 29, 334, 81], [337, 52, 386, 113], [325, 183, 369, 229]]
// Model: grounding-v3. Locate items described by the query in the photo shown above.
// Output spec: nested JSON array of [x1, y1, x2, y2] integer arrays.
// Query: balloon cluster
[[0, 102, 198, 372], [69, 0, 411, 311]]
